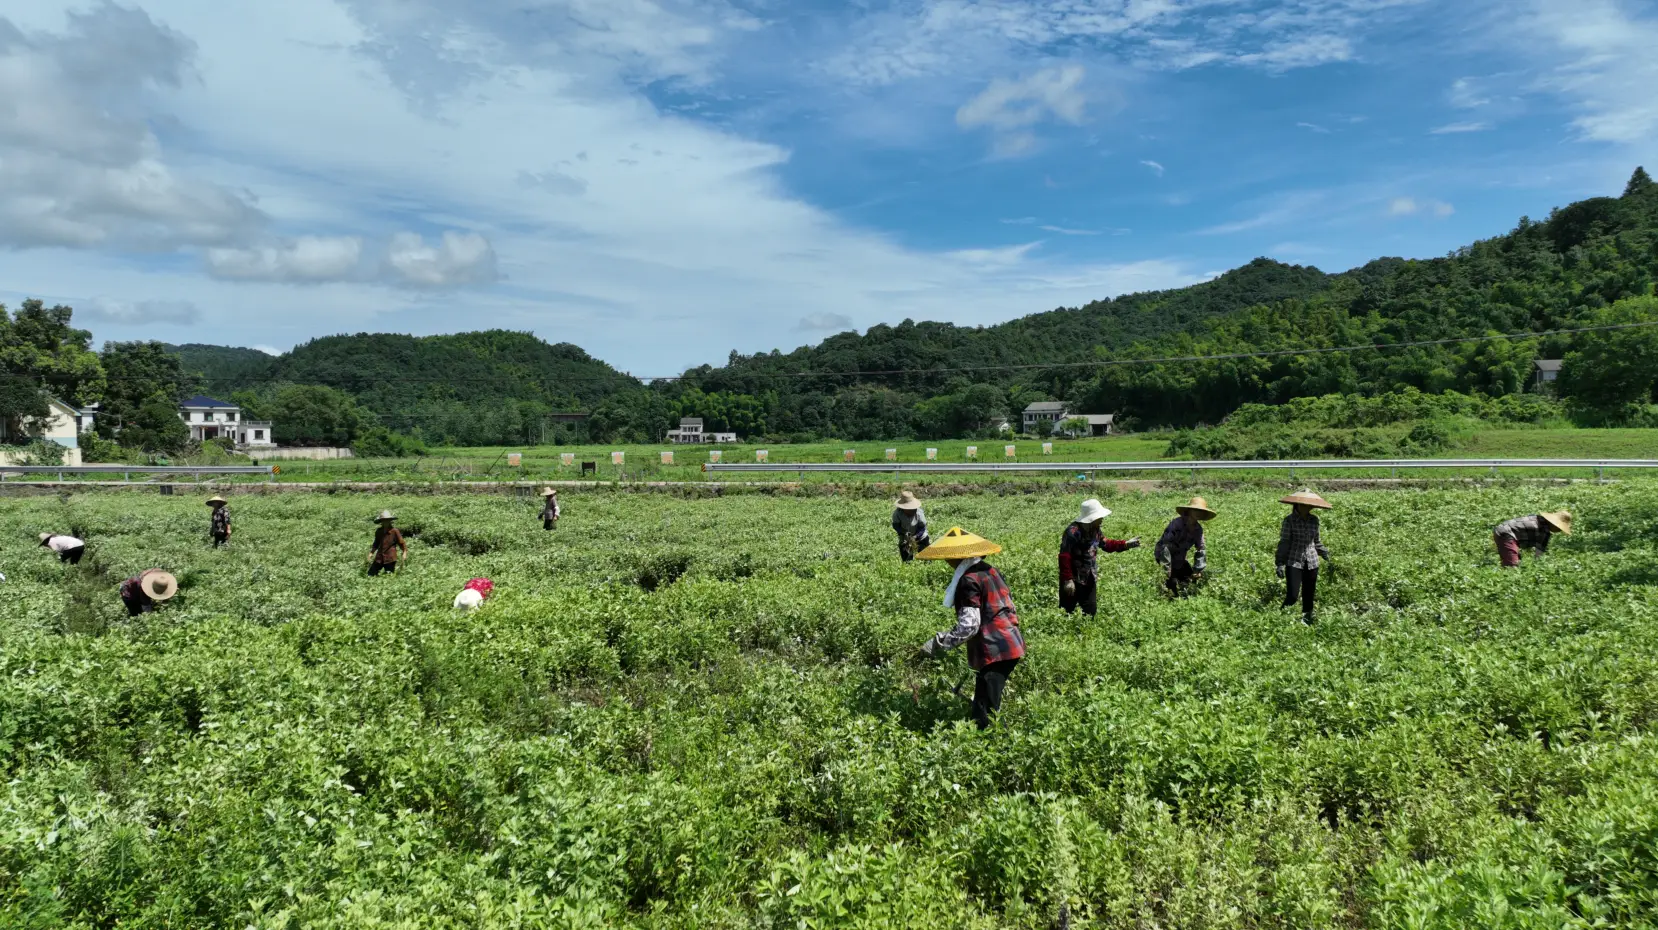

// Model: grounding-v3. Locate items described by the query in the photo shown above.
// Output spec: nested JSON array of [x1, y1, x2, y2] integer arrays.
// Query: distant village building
[[0, 395, 90, 465], [1022, 402, 1115, 436], [178, 396, 275, 448], [1533, 359, 1563, 392], [665, 417, 738, 444]]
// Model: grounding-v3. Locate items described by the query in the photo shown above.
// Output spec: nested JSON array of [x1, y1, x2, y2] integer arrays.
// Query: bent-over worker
[[540, 488, 560, 531], [39, 532, 86, 565], [369, 511, 408, 576], [119, 569, 177, 617], [454, 577, 494, 610], [892, 490, 931, 562], [1276, 490, 1331, 622], [1494, 511, 1571, 567], [207, 496, 232, 547], [915, 527, 1024, 729], [1058, 498, 1139, 616], [1156, 497, 1214, 596]]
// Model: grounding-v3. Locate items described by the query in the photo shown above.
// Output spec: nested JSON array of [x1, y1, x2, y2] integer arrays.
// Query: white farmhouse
[[0, 395, 90, 465], [178, 395, 275, 448]]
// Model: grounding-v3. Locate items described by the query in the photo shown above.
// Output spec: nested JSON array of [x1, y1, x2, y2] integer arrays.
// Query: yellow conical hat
[[1541, 511, 1572, 535], [916, 526, 1002, 561]]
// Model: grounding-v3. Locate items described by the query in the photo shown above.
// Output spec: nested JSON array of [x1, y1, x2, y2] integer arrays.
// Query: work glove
[[914, 638, 938, 663], [1062, 580, 1076, 598], [1125, 537, 1141, 549], [1275, 565, 1286, 579]]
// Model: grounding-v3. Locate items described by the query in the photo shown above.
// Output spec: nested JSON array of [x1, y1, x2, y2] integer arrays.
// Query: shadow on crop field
[[846, 667, 974, 733], [1582, 498, 1658, 552], [635, 551, 694, 592]]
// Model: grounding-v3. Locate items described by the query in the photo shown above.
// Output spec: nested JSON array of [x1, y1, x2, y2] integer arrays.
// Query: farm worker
[[368, 511, 408, 576], [453, 577, 494, 610], [891, 490, 931, 562], [207, 496, 231, 547], [540, 488, 561, 531], [1058, 499, 1140, 616], [1493, 511, 1571, 567], [119, 569, 176, 617], [914, 527, 1024, 729], [1275, 490, 1331, 622], [38, 532, 86, 565], [1155, 497, 1214, 596]]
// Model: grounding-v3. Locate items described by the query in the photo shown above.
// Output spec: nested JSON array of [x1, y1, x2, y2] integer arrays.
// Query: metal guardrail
[[704, 458, 1658, 475], [0, 465, 275, 481]]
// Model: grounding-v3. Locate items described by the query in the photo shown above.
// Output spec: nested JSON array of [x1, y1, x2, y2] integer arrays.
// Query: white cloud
[[1526, 0, 1658, 145], [79, 298, 202, 326], [797, 312, 853, 332], [1236, 34, 1354, 71], [1040, 225, 1102, 236], [386, 231, 499, 288], [1140, 159, 1166, 176], [206, 236, 365, 282], [0, 5, 264, 250], [1297, 121, 1332, 133], [1429, 121, 1493, 134], [957, 66, 1089, 157], [1387, 197, 1454, 217]]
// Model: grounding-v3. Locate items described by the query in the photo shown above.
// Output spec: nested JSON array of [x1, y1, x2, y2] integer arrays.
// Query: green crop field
[[4, 485, 1658, 928]]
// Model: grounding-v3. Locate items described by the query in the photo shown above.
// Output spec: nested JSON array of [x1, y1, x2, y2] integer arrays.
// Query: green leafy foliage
[[3, 486, 1658, 927]]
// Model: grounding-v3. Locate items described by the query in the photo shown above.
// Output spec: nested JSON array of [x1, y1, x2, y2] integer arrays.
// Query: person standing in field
[[38, 532, 86, 565], [207, 496, 232, 548], [914, 527, 1024, 729], [892, 490, 931, 562], [1058, 499, 1140, 616], [1493, 511, 1571, 566], [1275, 490, 1331, 622], [1156, 497, 1213, 596], [119, 569, 176, 616], [368, 511, 407, 575], [540, 488, 561, 531]]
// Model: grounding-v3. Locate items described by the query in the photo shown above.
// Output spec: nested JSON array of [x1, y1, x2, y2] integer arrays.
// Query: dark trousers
[[1165, 562, 1197, 596], [972, 659, 1019, 729], [369, 561, 398, 576], [1284, 566, 1318, 619], [59, 546, 85, 565], [1060, 581, 1097, 616], [122, 595, 153, 617], [212, 533, 229, 548], [543, 518, 557, 531], [897, 532, 930, 562]]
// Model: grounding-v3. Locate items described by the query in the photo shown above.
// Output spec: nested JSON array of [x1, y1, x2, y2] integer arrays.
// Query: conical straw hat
[[894, 490, 922, 510], [541, 487, 558, 497], [1177, 496, 1217, 520], [205, 496, 227, 506], [140, 571, 178, 601], [374, 510, 396, 522], [1279, 489, 1332, 510], [916, 526, 1002, 561], [1540, 511, 1572, 535], [38, 532, 53, 544]]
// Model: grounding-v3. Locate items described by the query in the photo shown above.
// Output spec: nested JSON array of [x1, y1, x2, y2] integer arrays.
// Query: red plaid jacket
[[953, 563, 1024, 669], [1058, 522, 1131, 585]]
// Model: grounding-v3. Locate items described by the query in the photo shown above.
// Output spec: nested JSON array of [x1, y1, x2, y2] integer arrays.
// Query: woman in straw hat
[[1156, 497, 1214, 597], [891, 490, 931, 562], [207, 495, 232, 548], [38, 531, 86, 565], [539, 488, 561, 531], [1058, 498, 1140, 616], [1493, 511, 1571, 567], [915, 527, 1024, 729], [119, 569, 177, 617], [1275, 490, 1331, 622], [368, 511, 408, 576]]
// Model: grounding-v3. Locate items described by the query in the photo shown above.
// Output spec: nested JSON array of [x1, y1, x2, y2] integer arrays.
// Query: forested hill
[[173, 331, 640, 445]]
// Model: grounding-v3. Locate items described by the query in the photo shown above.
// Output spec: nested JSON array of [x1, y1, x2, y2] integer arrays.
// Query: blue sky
[[0, 0, 1654, 375]]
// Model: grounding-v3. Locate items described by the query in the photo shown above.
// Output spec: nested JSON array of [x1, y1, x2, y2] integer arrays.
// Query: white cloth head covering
[[1078, 499, 1111, 524], [943, 556, 982, 607]]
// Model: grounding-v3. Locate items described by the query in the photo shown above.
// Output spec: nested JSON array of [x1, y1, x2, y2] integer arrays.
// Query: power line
[[87, 319, 1653, 387]]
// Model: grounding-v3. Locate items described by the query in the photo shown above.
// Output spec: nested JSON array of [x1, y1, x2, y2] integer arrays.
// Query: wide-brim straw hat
[[38, 532, 53, 545], [374, 510, 396, 522], [140, 571, 178, 601], [917, 527, 1002, 561], [205, 496, 227, 506], [1177, 496, 1217, 520], [1077, 499, 1111, 524], [1540, 511, 1573, 535], [1280, 489, 1332, 510], [541, 487, 558, 497], [894, 490, 922, 510]]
